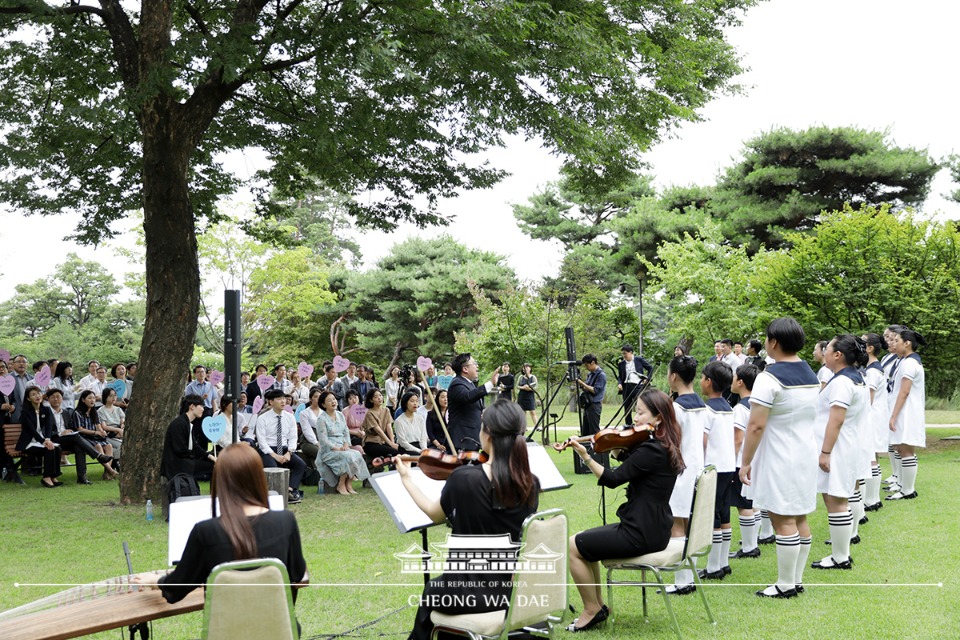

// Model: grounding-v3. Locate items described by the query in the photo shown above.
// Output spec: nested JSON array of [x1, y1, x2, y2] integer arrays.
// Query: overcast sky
[[2, 0, 958, 292]]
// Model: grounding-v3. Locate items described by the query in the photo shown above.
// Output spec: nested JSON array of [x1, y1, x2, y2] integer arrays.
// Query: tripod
[[526, 364, 581, 446]]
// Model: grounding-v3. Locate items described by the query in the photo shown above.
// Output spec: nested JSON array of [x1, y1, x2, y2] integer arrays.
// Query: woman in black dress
[[396, 401, 540, 640], [567, 389, 684, 631], [134, 443, 308, 603], [516, 363, 538, 429]]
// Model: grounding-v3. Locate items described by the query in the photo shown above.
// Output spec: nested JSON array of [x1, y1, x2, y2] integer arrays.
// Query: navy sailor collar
[[674, 393, 706, 410], [706, 397, 733, 412], [824, 366, 864, 390], [764, 361, 820, 388]]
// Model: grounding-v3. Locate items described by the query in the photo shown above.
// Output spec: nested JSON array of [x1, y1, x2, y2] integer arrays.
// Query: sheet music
[[370, 441, 570, 534], [167, 493, 284, 566]]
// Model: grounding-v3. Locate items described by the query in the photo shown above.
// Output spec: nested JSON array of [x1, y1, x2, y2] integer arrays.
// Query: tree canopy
[[612, 126, 941, 262], [0, 0, 756, 502]]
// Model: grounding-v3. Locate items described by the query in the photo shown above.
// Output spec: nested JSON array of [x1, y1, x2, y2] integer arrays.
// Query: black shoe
[[850, 535, 860, 545], [811, 556, 853, 570], [697, 568, 727, 580], [859, 515, 868, 525], [660, 584, 696, 596], [566, 605, 608, 632], [864, 502, 883, 512], [886, 491, 917, 500], [758, 535, 776, 545], [730, 547, 761, 559], [77, 477, 92, 485], [756, 585, 798, 599], [288, 489, 303, 504], [795, 584, 805, 594]]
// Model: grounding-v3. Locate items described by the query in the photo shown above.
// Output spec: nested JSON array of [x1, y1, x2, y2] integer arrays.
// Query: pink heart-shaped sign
[[333, 355, 350, 373], [251, 396, 264, 414], [34, 365, 51, 388], [348, 405, 368, 423], [208, 369, 225, 386], [0, 349, 9, 363], [416, 356, 433, 372], [283, 404, 294, 413], [0, 374, 15, 396], [298, 362, 314, 379], [256, 374, 275, 392]]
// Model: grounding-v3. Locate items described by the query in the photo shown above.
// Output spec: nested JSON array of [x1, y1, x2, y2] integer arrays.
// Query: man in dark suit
[[47, 387, 113, 484], [161, 394, 215, 482], [447, 353, 499, 451], [616, 344, 652, 426], [9, 354, 34, 423], [576, 354, 606, 436]]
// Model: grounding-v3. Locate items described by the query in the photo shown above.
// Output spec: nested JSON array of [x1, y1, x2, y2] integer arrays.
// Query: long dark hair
[[212, 444, 270, 560], [77, 390, 98, 418], [481, 401, 537, 508], [638, 389, 685, 474], [54, 361, 73, 382]]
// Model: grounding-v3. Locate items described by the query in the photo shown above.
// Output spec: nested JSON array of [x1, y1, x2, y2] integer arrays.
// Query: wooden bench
[[2, 423, 29, 476]]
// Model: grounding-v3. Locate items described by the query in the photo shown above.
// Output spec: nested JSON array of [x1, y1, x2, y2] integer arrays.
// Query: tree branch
[[0, 3, 105, 18], [183, 1, 211, 37]]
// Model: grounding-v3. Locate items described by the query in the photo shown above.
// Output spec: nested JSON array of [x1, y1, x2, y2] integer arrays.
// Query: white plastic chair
[[603, 466, 718, 639], [430, 508, 568, 639], [202, 557, 298, 640]]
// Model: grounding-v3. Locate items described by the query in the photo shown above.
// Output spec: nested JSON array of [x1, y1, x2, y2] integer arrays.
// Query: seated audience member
[[361, 388, 399, 461], [18, 385, 63, 488], [161, 394, 216, 482], [289, 370, 310, 406], [135, 444, 308, 610], [48, 388, 117, 482], [50, 361, 79, 410], [88, 366, 108, 405], [71, 390, 115, 469], [110, 363, 132, 408], [245, 363, 269, 404], [316, 390, 369, 494], [394, 390, 428, 455], [98, 388, 126, 457], [343, 390, 366, 451], [425, 389, 449, 451], [297, 388, 323, 469], [255, 389, 307, 504]]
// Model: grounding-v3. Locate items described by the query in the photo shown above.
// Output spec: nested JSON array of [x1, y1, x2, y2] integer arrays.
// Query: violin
[[552, 424, 656, 454], [372, 448, 489, 481]]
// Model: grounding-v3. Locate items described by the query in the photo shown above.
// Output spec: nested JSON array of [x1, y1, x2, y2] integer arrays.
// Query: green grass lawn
[[2, 428, 959, 639]]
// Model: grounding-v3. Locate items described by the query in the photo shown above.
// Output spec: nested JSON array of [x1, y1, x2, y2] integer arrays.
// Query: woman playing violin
[[395, 401, 540, 640], [566, 389, 685, 632]]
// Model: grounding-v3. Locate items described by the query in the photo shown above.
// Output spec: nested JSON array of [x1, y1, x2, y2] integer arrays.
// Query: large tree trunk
[[119, 107, 201, 504]]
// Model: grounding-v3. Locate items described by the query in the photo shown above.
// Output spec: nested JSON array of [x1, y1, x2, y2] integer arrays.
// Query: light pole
[[618, 278, 644, 356]]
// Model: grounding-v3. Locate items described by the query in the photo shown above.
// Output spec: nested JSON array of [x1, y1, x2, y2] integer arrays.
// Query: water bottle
[[146, 499, 154, 521]]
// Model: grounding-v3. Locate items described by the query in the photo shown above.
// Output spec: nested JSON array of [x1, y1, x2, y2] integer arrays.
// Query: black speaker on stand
[[224, 290, 242, 443]]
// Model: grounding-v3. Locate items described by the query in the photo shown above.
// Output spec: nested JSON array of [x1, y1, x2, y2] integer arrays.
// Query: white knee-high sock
[[672, 537, 693, 586], [775, 534, 800, 591], [740, 513, 758, 551], [892, 450, 902, 482], [759, 510, 774, 538], [707, 530, 724, 572], [794, 536, 811, 587], [720, 529, 732, 564], [828, 510, 853, 563], [850, 490, 864, 538], [900, 456, 918, 494], [866, 464, 882, 505]]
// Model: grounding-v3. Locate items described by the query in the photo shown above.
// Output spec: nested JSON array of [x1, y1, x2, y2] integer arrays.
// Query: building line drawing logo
[[395, 533, 561, 574]]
